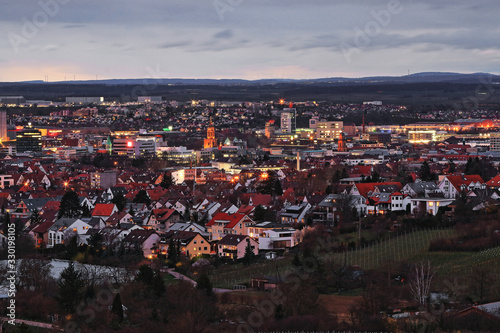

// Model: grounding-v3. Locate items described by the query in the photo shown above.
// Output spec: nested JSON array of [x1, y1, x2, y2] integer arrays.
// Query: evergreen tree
[[30, 208, 41, 225], [448, 161, 456, 174], [420, 161, 436, 181], [341, 168, 349, 179], [196, 271, 214, 297], [111, 293, 124, 323], [159, 172, 173, 189], [58, 190, 82, 219], [243, 239, 256, 265], [253, 205, 267, 222], [1, 212, 10, 236], [167, 238, 179, 266], [274, 179, 283, 196], [133, 189, 151, 206], [56, 262, 85, 313], [111, 193, 127, 212]]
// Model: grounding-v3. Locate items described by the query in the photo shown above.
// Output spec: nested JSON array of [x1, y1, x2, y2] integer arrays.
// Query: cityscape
[[2, 1, 500, 332]]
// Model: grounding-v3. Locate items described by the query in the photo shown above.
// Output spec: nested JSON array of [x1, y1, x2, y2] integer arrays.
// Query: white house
[[47, 218, 92, 248], [410, 197, 454, 216]]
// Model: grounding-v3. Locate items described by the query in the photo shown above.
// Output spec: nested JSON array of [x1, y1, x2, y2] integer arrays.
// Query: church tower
[[338, 131, 347, 152], [204, 117, 217, 149]]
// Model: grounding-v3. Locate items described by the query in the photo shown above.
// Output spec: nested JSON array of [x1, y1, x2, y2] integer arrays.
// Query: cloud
[[213, 29, 233, 40], [159, 41, 191, 49], [63, 24, 86, 29]]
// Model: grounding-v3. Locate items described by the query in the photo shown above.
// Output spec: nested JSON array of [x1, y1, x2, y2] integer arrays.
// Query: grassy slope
[[210, 229, 500, 292]]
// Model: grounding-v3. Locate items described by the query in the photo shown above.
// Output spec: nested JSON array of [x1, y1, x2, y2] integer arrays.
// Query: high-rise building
[[316, 121, 343, 141], [280, 108, 296, 134], [112, 138, 156, 157], [0, 111, 7, 141], [490, 132, 500, 151], [204, 118, 218, 149], [16, 127, 42, 153]]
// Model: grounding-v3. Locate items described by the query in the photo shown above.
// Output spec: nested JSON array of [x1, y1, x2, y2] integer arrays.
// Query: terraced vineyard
[[209, 228, 462, 289]]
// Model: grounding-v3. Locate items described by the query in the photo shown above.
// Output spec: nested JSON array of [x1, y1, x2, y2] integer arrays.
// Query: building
[[206, 212, 254, 241], [0, 96, 25, 105], [368, 130, 392, 144], [66, 97, 104, 104], [316, 121, 343, 141], [138, 96, 162, 103], [248, 222, 297, 250], [47, 218, 91, 248], [112, 137, 156, 156], [280, 108, 296, 134], [16, 127, 42, 153], [0, 111, 7, 141], [90, 171, 118, 189], [217, 234, 259, 259], [490, 132, 500, 151], [159, 231, 210, 258], [265, 120, 275, 139], [0, 175, 14, 189], [309, 116, 320, 129], [408, 130, 437, 144], [204, 118, 218, 149]]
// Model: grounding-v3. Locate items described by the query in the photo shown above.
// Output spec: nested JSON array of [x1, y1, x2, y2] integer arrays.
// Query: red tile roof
[[353, 182, 402, 198], [206, 212, 249, 229], [92, 203, 116, 217]]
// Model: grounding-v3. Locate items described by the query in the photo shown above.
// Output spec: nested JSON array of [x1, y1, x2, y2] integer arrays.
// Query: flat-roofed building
[[316, 121, 343, 141]]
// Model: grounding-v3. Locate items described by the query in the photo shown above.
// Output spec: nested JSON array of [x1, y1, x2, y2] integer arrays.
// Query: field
[[209, 228, 500, 297]]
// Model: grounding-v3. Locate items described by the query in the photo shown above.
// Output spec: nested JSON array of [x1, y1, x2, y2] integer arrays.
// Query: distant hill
[[3, 72, 500, 86], [1, 72, 500, 105]]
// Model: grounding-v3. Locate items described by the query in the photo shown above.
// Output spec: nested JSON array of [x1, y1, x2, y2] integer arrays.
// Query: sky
[[1, 0, 500, 82]]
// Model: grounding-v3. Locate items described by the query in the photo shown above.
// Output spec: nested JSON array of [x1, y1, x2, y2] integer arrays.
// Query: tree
[[160, 172, 174, 189], [420, 161, 436, 181], [56, 262, 86, 313], [448, 160, 456, 174], [253, 204, 272, 222], [30, 208, 41, 225], [409, 261, 435, 306], [256, 171, 282, 196], [196, 271, 214, 298], [17, 258, 54, 291], [111, 293, 124, 323], [335, 193, 357, 224], [111, 193, 127, 212], [133, 189, 151, 206], [1, 212, 11, 236], [167, 239, 180, 267], [58, 190, 82, 219], [274, 179, 283, 196], [135, 264, 165, 297], [243, 240, 256, 265]]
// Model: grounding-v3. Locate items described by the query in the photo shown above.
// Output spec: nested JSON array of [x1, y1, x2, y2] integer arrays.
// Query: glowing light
[[127, 141, 133, 148]]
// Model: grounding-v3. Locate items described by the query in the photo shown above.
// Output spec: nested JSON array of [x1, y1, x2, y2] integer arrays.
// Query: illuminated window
[[428, 202, 434, 207]]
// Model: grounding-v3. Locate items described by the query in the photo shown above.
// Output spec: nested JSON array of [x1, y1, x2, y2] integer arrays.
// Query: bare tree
[[409, 261, 436, 306]]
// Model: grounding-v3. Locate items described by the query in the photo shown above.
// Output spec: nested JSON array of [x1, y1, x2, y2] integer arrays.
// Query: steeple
[[204, 116, 217, 149]]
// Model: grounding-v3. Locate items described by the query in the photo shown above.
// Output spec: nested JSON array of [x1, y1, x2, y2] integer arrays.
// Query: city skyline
[[1, 0, 500, 82]]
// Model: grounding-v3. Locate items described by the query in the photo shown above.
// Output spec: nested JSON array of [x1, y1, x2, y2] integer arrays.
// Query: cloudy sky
[[1, 0, 499, 82]]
